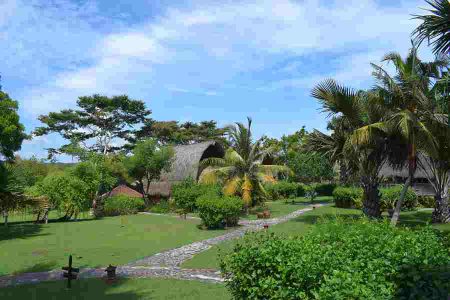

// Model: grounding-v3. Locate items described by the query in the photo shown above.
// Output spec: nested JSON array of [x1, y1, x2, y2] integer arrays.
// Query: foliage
[[314, 183, 336, 196], [125, 139, 174, 199], [27, 172, 92, 217], [103, 195, 145, 216], [199, 117, 291, 210], [136, 119, 229, 147], [418, 195, 435, 208], [220, 219, 450, 299], [333, 186, 363, 208], [0, 91, 27, 160], [264, 181, 305, 200], [305, 184, 318, 202], [286, 151, 335, 182], [196, 194, 243, 229], [148, 200, 175, 214], [172, 178, 221, 213], [34, 94, 151, 157], [413, 0, 450, 55], [380, 185, 418, 211]]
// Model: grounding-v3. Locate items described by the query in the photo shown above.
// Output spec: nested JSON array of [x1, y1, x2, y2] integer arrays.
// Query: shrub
[[264, 181, 305, 200], [314, 183, 336, 196], [103, 195, 145, 216], [333, 186, 362, 208], [196, 195, 243, 229], [220, 219, 450, 299], [418, 195, 435, 208], [380, 185, 418, 211], [172, 178, 221, 212], [148, 200, 174, 214]]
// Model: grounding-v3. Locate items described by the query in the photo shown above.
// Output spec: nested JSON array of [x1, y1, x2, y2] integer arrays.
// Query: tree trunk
[[3, 209, 8, 227], [339, 162, 349, 185], [390, 175, 412, 226], [432, 189, 450, 223], [43, 209, 49, 224], [361, 180, 381, 218]]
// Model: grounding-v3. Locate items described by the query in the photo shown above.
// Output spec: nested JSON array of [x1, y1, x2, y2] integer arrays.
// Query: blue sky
[[0, 0, 434, 161]]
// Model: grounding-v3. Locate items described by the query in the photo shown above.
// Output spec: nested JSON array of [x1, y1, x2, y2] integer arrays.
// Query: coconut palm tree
[[310, 80, 391, 218], [367, 46, 445, 225], [198, 117, 291, 212], [413, 0, 450, 55]]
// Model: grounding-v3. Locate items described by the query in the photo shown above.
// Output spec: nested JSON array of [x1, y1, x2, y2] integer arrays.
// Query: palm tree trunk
[[339, 162, 349, 185], [361, 178, 381, 218], [432, 187, 450, 223]]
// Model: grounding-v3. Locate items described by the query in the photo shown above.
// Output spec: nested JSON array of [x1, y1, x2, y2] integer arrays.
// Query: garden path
[[0, 204, 322, 288]]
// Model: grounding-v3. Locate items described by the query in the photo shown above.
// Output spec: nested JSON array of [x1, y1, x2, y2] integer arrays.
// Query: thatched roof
[[160, 141, 225, 182], [145, 141, 225, 196], [379, 153, 432, 179], [101, 184, 143, 198]]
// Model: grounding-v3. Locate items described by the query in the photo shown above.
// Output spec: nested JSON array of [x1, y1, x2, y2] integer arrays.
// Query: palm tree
[[310, 80, 390, 218], [368, 46, 444, 225], [199, 117, 290, 212], [413, 0, 450, 55]]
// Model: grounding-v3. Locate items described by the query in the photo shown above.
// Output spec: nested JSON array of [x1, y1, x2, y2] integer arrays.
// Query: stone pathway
[[0, 204, 322, 288]]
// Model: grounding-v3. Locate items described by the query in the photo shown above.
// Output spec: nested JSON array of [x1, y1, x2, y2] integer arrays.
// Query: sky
[[0, 0, 435, 161]]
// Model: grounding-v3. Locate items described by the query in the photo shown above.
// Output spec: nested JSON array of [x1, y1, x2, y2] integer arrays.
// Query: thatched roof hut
[[101, 184, 143, 199], [146, 141, 225, 197]]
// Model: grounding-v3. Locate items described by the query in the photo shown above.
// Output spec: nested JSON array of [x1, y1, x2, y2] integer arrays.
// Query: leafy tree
[[286, 151, 334, 182], [34, 94, 151, 157], [199, 118, 290, 212], [413, 0, 450, 55], [0, 91, 26, 160], [136, 119, 228, 146], [125, 139, 174, 201]]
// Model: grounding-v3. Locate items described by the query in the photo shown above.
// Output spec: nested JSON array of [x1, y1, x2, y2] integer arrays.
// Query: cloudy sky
[[0, 0, 434, 161]]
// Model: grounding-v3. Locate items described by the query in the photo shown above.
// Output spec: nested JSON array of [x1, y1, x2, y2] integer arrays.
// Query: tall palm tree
[[199, 117, 290, 212], [413, 0, 450, 55], [310, 80, 390, 218], [368, 46, 444, 225]]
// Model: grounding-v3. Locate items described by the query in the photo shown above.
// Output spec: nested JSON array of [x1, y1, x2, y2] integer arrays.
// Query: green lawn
[[181, 205, 450, 270], [0, 278, 230, 300], [0, 214, 230, 276]]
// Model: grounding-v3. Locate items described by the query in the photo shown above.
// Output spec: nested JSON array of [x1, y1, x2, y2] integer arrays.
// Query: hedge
[[221, 219, 450, 299], [172, 178, 221, 212], [314, 183, 336, 196], [333, 186, 362, 208], [264, 181, 305, 200], [103, 195, 145, 216], [196, 195, 243, 229]]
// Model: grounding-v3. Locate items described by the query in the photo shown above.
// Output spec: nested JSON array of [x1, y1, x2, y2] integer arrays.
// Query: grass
[[0, 278, 231, 300], [181, 205, 450, 270], [0, 213, 230, 276]]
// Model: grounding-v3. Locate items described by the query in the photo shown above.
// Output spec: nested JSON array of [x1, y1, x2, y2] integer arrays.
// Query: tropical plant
[[413, 0, 450, 55], [199, 117, 290, 212]]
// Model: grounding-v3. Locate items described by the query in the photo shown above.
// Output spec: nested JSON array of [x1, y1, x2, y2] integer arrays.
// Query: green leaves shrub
[[418, 195, 435, 208], [196, 195, 243, 229], [314, 183, 336, 196], [264, 181, 305, 200], [103, 195, 145, 216], [380, 185, 418, 211], [333, 186, 362, 208], [172, 178, 221, 212], [220, 219, 450, 299]]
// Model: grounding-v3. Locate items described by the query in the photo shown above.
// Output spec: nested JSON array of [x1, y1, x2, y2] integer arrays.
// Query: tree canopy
[[0, 91, 27, 160]]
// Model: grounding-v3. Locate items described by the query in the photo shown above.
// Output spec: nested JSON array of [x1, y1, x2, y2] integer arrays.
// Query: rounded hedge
[[196, 195, 243, 229], [220, 219, 450, 299], [380, 185, 418, 211], [103, 195, 145, 216], [172, 178, 221, 212], [333, 186, 362, 208], [264, 181, 305, 200]]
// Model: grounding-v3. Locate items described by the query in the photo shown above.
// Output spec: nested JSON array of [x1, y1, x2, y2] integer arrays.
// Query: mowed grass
[[0, 278, 231, 300], [0, 214, 230, 275], [182, 205, 450, 270]]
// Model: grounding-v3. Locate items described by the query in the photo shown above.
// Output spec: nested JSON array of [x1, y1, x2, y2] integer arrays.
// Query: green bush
[[380, 185, 418, 211], [172, 178, 221, 212], [103, 195, 145, 216], [148, 200, 174, 214], [314, 183, 336, 196], [418, 195, 435, 208], [264, 181, 305, 200], [333, 186, 362, 208], [220, 219, 450, 299], [196, 195, 243, 229]]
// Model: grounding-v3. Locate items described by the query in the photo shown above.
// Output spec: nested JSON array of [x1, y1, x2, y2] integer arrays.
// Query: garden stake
[[62, 255, 79, 289]]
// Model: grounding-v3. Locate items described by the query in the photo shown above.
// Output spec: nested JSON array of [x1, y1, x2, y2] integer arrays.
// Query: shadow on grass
[[290, 211, 363, 225], [0, 278, 144, 300], [11, 261, 58, 275], [0, 223, 48, 242]]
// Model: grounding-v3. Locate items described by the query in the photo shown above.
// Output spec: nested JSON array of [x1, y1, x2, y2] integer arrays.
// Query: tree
[[310, 80, 392, 218], [126, 139, 174, 202], [368, 46, 445, 225], [0, 91, 26, 160], [413, 0, 450, 55], [286, 151, 334, 183], [136, 119, 228, 146], [199, 117, 290, 212], [34, 94, 151, 157]]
